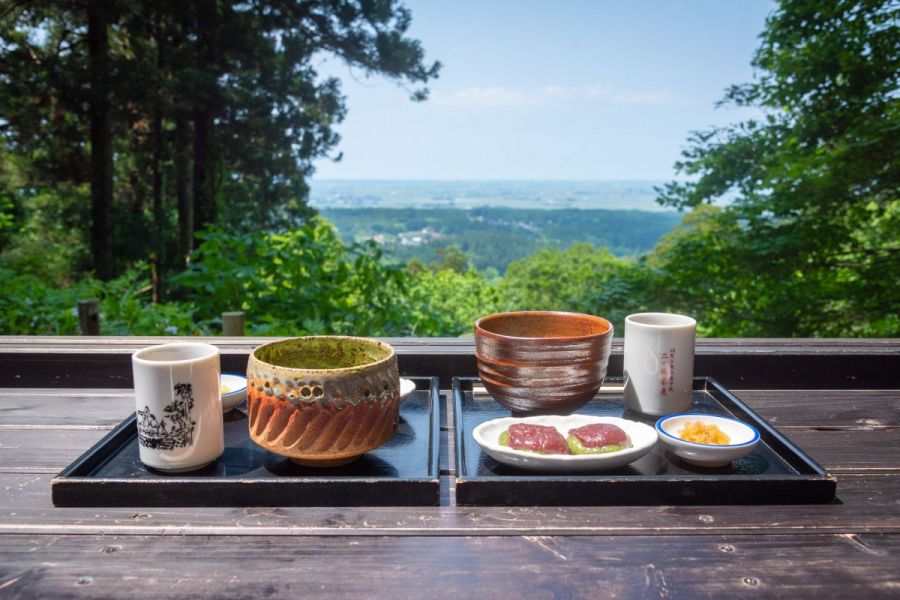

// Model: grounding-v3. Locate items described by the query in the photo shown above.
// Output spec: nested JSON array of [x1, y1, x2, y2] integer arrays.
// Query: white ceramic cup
[[623, 312, 696, 416], [131, 343, 224, 472]]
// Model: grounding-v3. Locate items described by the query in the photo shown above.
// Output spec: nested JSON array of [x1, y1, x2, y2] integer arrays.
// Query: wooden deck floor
[[0, 338, 897, 597]]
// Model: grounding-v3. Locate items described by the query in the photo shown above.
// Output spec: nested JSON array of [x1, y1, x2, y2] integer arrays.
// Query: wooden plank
[[0, 473, 898, 536], [0, 389, 133, 428], [2, 338, 899, 389], [0, 336, 476, 355], [220, 312, 244, 337], [77, 300, 101, 336], [735, 389, 900, 428], [0, 533, 897, 597], [0, 429, 113, 474], [3, 335, 898, 352], [772, 427, 900, 473]]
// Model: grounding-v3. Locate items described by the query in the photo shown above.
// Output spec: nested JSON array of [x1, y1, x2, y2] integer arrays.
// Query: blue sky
[[312, 0, 775, 181]]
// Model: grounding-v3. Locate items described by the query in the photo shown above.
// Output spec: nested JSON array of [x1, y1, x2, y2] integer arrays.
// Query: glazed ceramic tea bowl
[[474, 311, 614, 415], [246, 336, 401, 467]]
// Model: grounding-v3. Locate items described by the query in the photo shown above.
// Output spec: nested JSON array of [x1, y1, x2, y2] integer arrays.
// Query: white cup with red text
[[623, 313, 696, 416]]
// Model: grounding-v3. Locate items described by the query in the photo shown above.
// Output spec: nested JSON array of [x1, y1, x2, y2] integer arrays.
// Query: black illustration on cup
[[137, 382, 196, 450]]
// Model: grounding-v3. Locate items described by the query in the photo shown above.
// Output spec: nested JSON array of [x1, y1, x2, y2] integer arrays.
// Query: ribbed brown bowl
[[246, 336, 401, 467], [475, 311, 613, 415]]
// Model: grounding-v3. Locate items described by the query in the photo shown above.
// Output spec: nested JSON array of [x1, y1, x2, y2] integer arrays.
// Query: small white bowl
[[220, 374, 248, 413], [656, 414, 759, 467], [399, 377, 416, 402], [473, 415, 658, 473]]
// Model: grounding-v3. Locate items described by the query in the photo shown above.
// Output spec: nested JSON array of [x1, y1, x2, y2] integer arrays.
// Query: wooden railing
[[1, 336, 898, 389]]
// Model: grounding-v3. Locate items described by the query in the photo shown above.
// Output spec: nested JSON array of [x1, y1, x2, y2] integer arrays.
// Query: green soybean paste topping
[[566, 435, 623, 455]]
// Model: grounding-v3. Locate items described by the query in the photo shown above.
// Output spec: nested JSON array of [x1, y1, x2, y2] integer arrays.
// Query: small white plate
[[399, 377, 416, 401], [220, 374, 248, 413], [656, 414, 759, 467], [473, 415, 658, 473]]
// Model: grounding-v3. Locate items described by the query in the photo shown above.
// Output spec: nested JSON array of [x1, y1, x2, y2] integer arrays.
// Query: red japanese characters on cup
[[623, 313, 696, 416]]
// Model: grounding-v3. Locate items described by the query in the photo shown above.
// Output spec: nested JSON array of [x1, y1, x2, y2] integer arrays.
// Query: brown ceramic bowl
[[246, 336, 401, 467], [474, 311, 614, 415]]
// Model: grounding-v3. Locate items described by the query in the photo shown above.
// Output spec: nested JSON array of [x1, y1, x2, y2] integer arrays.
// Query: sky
[[311, 0, 775, 182]]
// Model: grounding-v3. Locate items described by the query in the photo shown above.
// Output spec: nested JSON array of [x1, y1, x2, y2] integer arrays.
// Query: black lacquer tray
[[52, 377, 440, 507], [453, 376, 836, 506]]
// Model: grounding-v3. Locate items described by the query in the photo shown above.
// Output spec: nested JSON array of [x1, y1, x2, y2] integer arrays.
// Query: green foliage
[[400, 268, 504, 337], [89, 265, 205, 336], [430, 245, 471, 274], [500, 243, 652, 334], [0, 267, 81, 334], [1, 1, 440, 275], [175, 219, 409, 336], [0, 196, 12, 238], [0, 184, 90, 285], [582, 259, 659, 336], [0, 150, 22, 247], [0, 263, 200, 335], [0, 217, 502, 338], [656, 0, 899, 336], [645, 206, 765, 336], [502, 244, 627, 310]]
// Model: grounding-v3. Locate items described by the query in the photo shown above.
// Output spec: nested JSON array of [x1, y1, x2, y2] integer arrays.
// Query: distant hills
[[320, 207, 681, 272], [309, 179, 670, 211], [311, 181, 682, 272]]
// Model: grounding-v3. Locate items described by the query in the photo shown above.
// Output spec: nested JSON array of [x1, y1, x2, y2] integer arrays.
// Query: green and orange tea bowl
[[246, 336, 401, 467]]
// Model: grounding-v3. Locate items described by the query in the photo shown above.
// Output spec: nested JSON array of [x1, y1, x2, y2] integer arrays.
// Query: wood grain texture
[[2, 338, 899, 389], [0, 533, 898, 598], [1, 473, 898, 536], [3, 336, 899, 352], [0, 389, 133, 428], [735, 389, 900, 428], [0, 341, 898, 599], [770, 428, 900, 473]]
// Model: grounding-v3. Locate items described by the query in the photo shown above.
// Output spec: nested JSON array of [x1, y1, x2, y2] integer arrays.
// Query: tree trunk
[[88, 0, 112, 279], [151, 106, 164, 298], [175, 110, 193, 265], [151, 108, 163, 228], [192, 0, 217, 245], [192, 106, 213, 243], [151, 17, 165, 273]]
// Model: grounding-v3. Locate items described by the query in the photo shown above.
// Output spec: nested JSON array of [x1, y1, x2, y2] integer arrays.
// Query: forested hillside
[[321, 208, 681, 271]]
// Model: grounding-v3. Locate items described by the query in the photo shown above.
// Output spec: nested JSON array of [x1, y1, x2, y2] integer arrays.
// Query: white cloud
[[432, 86, 533, 107], [432, 83, 677, 108], [583, 84, 612, 98], [607, 89, 676, 104]]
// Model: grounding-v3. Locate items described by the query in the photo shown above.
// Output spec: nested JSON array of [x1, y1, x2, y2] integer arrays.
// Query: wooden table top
[[0, 338, 898, 598]]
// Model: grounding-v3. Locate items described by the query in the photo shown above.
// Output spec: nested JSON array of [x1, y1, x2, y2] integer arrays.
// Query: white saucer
[[220, 374, 248, 413], [473, 414, 658, 473], [399, 377, 416, 402]]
